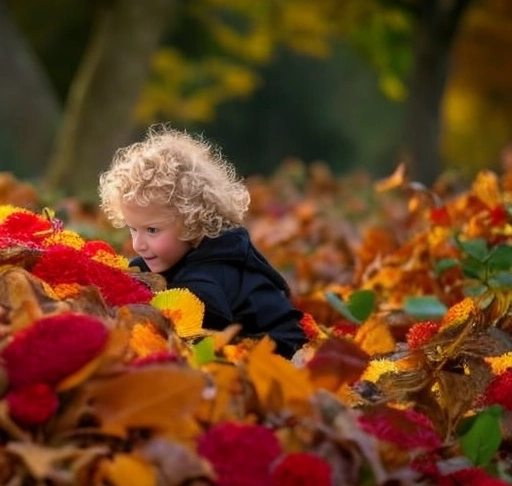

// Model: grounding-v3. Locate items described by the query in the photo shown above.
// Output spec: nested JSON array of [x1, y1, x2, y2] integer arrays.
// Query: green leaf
[[403, 296, 447, 320], [460, 405, 502, 466], [434, 258, 460, 276], [325, 292, 361, 324], [488, 245, 512, 272], [458, 238, 489, 261], [347, 290, 375, 322], [489, 272, 512, 288], [192, 336, 216, 366], [461, 256, 486, 280]]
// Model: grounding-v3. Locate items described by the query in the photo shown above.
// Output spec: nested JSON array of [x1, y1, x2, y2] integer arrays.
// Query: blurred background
[[1, 0, 512, 201]]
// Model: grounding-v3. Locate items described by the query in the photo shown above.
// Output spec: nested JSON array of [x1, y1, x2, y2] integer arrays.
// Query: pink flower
[[1, 313, 109, 387], [271, 453, 332, 486], [358, 406, 441, 451], [480, 370, 512, 409], [7, 383, 59, 425], [197, 422, 282, 486]]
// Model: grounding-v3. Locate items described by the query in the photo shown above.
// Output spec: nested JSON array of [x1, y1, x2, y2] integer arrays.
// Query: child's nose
[[132, 233, 147, 253]]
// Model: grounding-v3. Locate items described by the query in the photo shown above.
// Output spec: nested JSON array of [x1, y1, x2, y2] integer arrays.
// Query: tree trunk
[[404, 0, 473, 187], [44, 0, 175, 199], [0, 1, 60, 179]]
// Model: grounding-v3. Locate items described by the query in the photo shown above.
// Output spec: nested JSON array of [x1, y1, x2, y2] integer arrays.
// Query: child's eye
[[147, 227, 159, 234]]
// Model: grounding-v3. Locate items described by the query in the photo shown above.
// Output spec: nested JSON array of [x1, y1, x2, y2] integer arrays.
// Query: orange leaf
[[246, 337, 313, 416], [98, 454, 156, 486], [196, 362, 243, 423], [354, 316, 396, 356], [471, 169, 501, 208], [78, 365, 206, 439], [374, 163, 406, 193]]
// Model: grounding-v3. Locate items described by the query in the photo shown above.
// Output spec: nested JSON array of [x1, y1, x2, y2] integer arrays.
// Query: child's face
[[121, 202, 192, 273]]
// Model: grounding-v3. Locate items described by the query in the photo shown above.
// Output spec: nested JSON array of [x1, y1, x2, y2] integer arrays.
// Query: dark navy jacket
[[130, 227, 307, 358]]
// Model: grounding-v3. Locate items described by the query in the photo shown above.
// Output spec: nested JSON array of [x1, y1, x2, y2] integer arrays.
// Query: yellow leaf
[[246, 337, 313, 416], [99, 454, 156, 486]]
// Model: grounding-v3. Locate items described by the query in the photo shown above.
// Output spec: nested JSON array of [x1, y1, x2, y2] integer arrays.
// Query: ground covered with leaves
[[1, 164, 512, 485]]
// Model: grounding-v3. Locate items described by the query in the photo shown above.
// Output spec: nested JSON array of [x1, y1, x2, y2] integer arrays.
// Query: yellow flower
[[43, 230, 85, 249], [485, 352, 512, 375], [130, 322, 169, 358], [151, 288, 205, 338], [360, 359, 400, 383], [439, 297, 476, 331], [0, 205, 28, 223], [92, 250, 129, 270]]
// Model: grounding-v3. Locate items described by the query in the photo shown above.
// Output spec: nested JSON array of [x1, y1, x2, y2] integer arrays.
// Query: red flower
[[358, 406, 442, 451], [406, 321, 441, 349], [480, 370, 512, 409], [299, 313, 321, 340], [331, 319, 358, 338], [449, 468, 510, 486], [271, 453, 332, 486], [489, 205, 508, 226], [31, 245, 153, 306], [7, 383, 59, 425], [1, 313, 109, 388], [82, 240, 117, 257], [429, 206, 451, 226], [197, 422, 282, 486], [0, 211, 52, 246]]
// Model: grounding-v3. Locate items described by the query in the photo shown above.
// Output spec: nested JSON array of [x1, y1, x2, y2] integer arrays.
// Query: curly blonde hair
[[98, 124, 250, 243]]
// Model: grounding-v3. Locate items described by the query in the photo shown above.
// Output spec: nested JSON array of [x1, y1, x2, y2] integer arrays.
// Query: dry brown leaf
[[6, 442, 107, 480], [307, 337, 370, 391], [246, 336, 314, 416], [0, 246, 42, 269], [140, 438, 216, 486]]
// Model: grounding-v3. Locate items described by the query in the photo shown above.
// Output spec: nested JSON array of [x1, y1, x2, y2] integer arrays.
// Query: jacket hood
[[193, 227, 291, 295]]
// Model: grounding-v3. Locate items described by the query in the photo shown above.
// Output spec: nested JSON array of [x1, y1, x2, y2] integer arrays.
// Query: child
[[98, 125, 307, 358]]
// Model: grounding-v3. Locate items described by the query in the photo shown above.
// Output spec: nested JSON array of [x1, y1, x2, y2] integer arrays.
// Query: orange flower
[[439, 297, 476, 331], [91, 250, 129, 270], [52, 283, 82, 299], [43, 230, 85, 249], [129, 322, 169, 358]]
